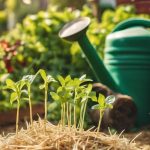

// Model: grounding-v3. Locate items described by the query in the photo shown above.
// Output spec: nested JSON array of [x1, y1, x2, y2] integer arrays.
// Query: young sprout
[[91, 94, 115, 132], [50, 74, 92, 130], [78, 83, 93, 130], [22, 74, 38, 126], [50, 75, 73, 127], [39, 69, 56, 131], [5, 79, 26, 135], [70, 74, 92, 129]]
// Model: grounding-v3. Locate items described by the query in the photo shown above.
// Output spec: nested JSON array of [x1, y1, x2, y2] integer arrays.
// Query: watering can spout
[[59, 17, 120, 92]]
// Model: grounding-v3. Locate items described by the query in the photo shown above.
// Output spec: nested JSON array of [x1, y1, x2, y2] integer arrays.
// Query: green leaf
[[76, 92, 85, 100], [105, 95, 115, 104], [6, 79, 15, 87], [79, 74, 92, 83], [50, 92, 60, 101], [18, 80, 26, 90], [57, 75, 65, 86], [66, 80, 74, 87], [105, 104, 113, 109], [22, 75, 36, 84], [79, 74, 86, 80], [39, 69, 47, 81], [57, 90, 65, 97], [89, 91, 97, 102], [86, 84, 92, 94], [57, 86, 63, 93], [81, 96, 87, 103], [3, 85, 15, 91], [10, 92, 18, 104], [39, 84, 45, 89], [91, 104, 100, 110], [73, 78, 80, 86], [98, 94, 105, 107], [47, 75, 56, 83], [65, 75, 71, 83]]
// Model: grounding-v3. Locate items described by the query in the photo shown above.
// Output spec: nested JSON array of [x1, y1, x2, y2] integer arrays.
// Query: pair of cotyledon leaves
[[91, 94, 115, 110], [50, 74, 92, 104], [5, 69, 55, 104]]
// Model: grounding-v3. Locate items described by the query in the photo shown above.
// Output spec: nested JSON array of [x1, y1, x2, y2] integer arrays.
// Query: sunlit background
[[0, 0, 150, 122]]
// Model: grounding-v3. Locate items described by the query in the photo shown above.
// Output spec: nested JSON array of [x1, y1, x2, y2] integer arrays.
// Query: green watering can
[[59, 17, 150, 127]]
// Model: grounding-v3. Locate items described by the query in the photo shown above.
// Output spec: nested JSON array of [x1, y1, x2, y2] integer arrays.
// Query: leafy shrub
[[0, 5, 149, 113]]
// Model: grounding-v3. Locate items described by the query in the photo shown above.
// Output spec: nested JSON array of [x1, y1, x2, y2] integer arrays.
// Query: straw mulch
[[0, 119, 142, 150]]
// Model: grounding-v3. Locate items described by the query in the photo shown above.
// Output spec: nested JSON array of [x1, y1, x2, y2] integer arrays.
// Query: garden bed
[[0, 103, 44, 126]]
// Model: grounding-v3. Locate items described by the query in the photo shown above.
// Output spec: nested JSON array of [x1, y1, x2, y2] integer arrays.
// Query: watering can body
[[104, 19, 150, 126], [59, 18, 150, 127]]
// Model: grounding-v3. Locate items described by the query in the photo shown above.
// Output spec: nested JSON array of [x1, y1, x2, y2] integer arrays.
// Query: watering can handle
[[112, 18, 150, 33]]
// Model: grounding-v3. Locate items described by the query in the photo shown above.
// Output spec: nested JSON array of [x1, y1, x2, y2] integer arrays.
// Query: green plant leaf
[[105, 95, 115, 104], [3, 85, 15, 91], [16, 80, 26, 90], [91, 104, 100, 110], [86, 84, 92, 94], [6, 79, 15, 87], [79, 74, 86, 80], [98, 94, 105, 107], [47, 75, 56, 83], [39, 84, 45, 89], [79, 74, 92, 83], [105, 104, 113, 109], [89, 91, 97, 102], [39, 69, 47, 81], [50, 92, 60, 101], [57, 75, 65, 86], [76, 92, 85, 100], [81, 96, 87, 103], [65, 75, 71, 83], [22, 75, 36, 84], [57, 86, 63, 93], [10, 92, 18, 104]]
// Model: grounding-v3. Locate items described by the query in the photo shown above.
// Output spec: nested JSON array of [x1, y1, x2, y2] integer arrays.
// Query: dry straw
[[0, 119, 140, 150]]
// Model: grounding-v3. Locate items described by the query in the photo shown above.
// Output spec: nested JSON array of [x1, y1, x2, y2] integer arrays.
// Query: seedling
[[5, 69, 114, 136], [50, 75, 73, 127], [5, 79, 26, 135], [91, 94, 115, 132], [50, 74, 92, 129], [22, 74, 38, 126], [71, 75, 92, 129], [39, 69, 56, 131], [78, 83, 93, 130]]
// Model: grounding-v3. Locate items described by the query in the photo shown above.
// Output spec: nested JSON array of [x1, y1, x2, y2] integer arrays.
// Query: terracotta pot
[[0, 103, 44, 126]]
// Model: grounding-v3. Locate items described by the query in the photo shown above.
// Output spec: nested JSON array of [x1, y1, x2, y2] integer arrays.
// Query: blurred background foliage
[[0, 0, 150, 121]]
